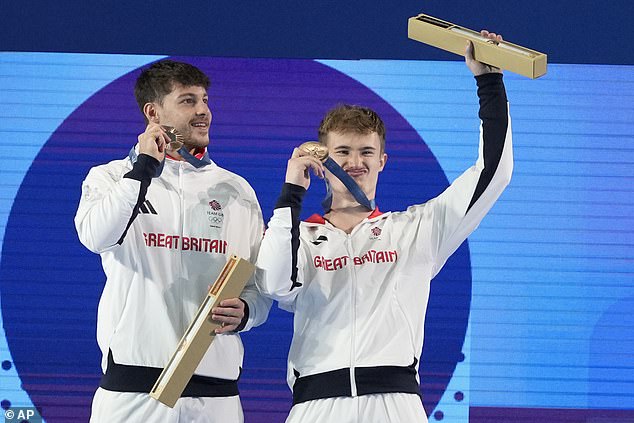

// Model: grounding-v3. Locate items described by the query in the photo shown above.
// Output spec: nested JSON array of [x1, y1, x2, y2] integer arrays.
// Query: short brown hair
[[318, 104, 386, 153], [134, 60, 210, 119]]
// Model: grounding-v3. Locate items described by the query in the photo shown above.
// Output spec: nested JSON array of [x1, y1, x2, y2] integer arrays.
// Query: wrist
[[275, 183, 306, 209], [124, 154, 160, 181], [233, 299, 250, 332]]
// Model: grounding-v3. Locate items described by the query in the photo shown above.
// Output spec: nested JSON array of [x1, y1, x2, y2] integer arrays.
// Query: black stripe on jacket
[[118, 154, 159, 245], [275, 183, 307, 291], [467, 72, 509, 212]]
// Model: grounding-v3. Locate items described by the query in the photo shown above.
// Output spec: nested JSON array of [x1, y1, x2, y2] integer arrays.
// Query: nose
[[196, 101, 210, 117], [348, 151, 362, 167]]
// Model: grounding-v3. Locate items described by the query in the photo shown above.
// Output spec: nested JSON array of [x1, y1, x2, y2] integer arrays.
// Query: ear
[[143, 102, 160, 124], [379, 153, 388, 171]]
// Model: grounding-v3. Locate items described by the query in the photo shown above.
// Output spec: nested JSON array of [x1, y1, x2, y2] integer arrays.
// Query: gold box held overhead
[[150, 255, 255, 408], [407, 14, 547, 79]]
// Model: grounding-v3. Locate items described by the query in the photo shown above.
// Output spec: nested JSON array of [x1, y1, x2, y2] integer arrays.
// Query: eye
[[203, 98, 209, 104], [182, 98, 194, 104]]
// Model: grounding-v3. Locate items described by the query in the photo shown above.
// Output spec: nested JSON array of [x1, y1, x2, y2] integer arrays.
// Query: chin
[[192, 137, 210, 148]]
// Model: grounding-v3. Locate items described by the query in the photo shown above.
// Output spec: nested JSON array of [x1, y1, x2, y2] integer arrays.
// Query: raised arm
[[74, 154, 159, 253], [74, 124, 168, 253], [255, 148, 324, 305], [255, 183, 308, 307], [427, 33, 513, 277]]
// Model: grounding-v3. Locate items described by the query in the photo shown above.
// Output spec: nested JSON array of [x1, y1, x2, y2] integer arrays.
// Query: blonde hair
[[318, 104, 386, 153]]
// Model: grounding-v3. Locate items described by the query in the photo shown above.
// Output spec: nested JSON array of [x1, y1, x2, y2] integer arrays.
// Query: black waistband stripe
[[292, 360, 420, 405], [100, 350, 239, 398]]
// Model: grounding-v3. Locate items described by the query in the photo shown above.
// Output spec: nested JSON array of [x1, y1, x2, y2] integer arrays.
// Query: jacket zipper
[[178, 162, 185, 330], [346, 233, 358, 397]]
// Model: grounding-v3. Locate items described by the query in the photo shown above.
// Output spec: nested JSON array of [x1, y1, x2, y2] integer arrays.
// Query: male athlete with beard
[[76, 60, 271, 422]]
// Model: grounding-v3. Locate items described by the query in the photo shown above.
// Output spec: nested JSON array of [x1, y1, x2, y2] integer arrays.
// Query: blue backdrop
[[0, 3, 633, 421]]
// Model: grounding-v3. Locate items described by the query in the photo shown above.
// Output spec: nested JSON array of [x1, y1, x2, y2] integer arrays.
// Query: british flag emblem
[[371, 227, 382, 236], [209, 200, 222, 211]]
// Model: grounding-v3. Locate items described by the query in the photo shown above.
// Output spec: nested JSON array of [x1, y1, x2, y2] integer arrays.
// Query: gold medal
[[298, 141, 329, 162], [162, 125, 185, 152], [298, 141, 375, 210]]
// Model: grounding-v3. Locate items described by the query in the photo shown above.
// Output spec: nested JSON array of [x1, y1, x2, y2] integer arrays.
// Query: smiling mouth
[[190, 121, 209, 129], [346, 169, 366, 177]]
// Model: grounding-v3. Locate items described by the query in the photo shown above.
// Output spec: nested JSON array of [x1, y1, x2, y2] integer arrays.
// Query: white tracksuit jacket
[[75, 150, 271, 382], [256, 73, 513, 406]]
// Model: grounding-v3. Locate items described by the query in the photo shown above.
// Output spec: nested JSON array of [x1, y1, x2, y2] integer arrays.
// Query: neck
[[167, 151, 185, 161], [167, 145, 203, 161], [324, 204, 373, 234]]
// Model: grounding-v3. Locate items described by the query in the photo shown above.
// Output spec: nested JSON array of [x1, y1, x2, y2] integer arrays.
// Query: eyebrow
[[332, 145, 377, 152], [176, 93, 208, 99]]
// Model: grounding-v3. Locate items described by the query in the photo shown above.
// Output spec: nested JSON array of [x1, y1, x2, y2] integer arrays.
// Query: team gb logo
[[207, 200, 224, 227]]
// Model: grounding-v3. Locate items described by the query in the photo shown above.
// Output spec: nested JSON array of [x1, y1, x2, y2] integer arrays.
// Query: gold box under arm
[[150, 255, 255, 408], [408, 13, 547, 79]]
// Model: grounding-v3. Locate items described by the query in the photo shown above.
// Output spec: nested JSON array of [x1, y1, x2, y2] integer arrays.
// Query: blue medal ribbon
[[128, 146, 211, 177], [321, 157, 375, 212]]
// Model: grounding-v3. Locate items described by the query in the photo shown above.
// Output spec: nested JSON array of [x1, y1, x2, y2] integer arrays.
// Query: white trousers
[[286, 393, 427, 423], [90, 387, 243, 423]]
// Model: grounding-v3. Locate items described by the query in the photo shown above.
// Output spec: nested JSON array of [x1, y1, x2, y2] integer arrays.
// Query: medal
[[162, 125, 185, 152], [298, 141, 375, 211]]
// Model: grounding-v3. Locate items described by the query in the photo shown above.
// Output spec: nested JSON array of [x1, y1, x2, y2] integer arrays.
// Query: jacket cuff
[[476, 73, 508, 119], [234, 298, 250, 332], [124, 154, 160, 181], [275, 183, 306, 209], [475, 71, 503, 85], [475, 73, 507, 100]]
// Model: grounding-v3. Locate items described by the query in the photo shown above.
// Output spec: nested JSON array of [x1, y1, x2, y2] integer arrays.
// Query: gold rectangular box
[[150, 255, 255, 408], [408, 13, 547, 79]]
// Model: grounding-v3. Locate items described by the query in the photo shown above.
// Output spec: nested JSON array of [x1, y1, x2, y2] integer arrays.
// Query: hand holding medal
[[295, 141, 375, 211]]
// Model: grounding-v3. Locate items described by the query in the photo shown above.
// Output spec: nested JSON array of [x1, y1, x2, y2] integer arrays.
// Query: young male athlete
[[75, 60, 271, 422], [256, 32, 512, 422]]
